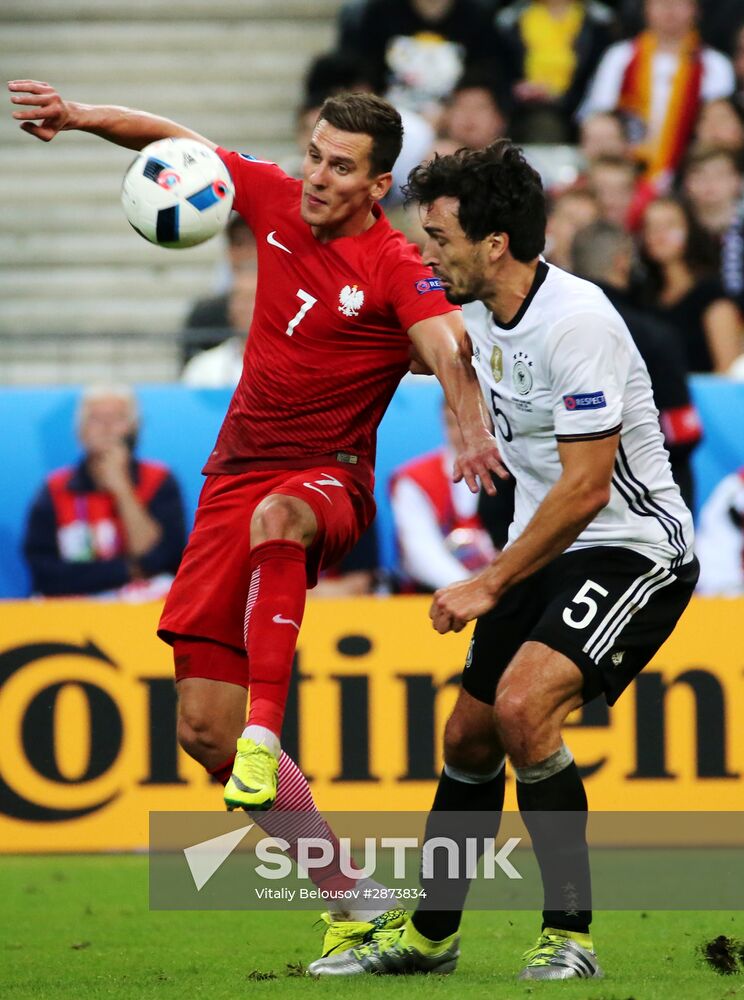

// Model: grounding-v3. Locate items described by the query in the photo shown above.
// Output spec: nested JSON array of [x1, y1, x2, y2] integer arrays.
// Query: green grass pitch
[[2, 856, 742, 999]]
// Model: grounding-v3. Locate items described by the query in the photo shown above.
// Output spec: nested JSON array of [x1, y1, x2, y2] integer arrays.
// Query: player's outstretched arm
[[408, 311, 508, 495], [8, 80, 216, 151]]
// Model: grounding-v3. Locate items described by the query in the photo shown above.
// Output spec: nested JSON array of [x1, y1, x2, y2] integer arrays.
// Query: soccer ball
[[121, 137, 235, 249]]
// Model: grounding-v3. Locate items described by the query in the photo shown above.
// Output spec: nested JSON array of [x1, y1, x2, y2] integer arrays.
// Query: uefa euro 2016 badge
[[338, 284, 365, 317], [490, 345, 503, 383], [512, 351, 534, 395]]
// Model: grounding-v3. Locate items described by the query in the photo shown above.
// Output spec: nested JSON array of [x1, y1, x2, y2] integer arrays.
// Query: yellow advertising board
[[0, 596, 741, 852]]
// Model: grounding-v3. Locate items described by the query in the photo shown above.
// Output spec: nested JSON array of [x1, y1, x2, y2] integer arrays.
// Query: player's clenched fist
[[430, 574, 498, 634], [8, 80, 72, 142]]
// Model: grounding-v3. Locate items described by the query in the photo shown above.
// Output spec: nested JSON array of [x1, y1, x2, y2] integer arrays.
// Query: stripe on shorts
[[582, 563, 675, 663]]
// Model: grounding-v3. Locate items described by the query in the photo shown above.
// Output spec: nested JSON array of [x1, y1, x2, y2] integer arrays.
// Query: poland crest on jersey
[[338, 284, 365, 317]]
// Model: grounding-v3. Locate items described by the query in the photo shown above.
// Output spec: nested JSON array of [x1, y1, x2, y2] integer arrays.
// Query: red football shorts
[[159, 466, 376, 655]]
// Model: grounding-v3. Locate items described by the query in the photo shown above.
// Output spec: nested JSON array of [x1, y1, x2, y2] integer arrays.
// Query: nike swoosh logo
[[303, 483, 331, 502], [267, 230, 292, 254], [272, 614, 300, 630], [229, 774, 261, 794]]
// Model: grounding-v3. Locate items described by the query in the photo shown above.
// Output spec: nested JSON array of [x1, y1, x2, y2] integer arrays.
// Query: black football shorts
[[462, 546, 699, 707]]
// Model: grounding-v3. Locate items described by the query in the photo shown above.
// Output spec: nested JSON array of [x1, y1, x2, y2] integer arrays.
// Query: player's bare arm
[[408, 312, 508, 495], [430, 432, 619, 633], [8, 80, 215, 151]]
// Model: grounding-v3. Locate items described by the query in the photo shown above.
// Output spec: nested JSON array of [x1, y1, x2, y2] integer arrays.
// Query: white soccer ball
[[121, 137, 235, 249]]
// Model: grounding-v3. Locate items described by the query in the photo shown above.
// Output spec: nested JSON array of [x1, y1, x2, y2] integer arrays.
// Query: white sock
[[242, 724, 280, 758], [329, 877, 391, 922]]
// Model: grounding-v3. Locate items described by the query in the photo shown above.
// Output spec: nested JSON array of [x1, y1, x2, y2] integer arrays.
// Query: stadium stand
[[0, 0, 338, 382]]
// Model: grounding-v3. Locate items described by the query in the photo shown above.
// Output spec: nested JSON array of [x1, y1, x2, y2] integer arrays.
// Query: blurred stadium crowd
[[6, 0, 744, 596]]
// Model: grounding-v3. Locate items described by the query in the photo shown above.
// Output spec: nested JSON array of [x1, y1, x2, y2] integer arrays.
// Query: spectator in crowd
[[182, 216, 257, 363], [303, 49, 376, 109], [695, 467, 744, 593], [390, 403, 496, 591], [636, 194, 744, 372], [545, 187, 600, 268], [497, 0, 616, 142], [682, 146, 744, 310], [618, 1, 744, 56], [580, 110, 631, 163], [693, 97, 744, 160], [699, 2, 744, 58], [339, 0, 506, 121], [580, 0, 735, 193], [440, 67, 508, 149], [182, 269, 257, 388], [337, 0, 367, 48], [571, 219, 703, 507], [23, 385, 186, 598], [587, 154, 638, 226]]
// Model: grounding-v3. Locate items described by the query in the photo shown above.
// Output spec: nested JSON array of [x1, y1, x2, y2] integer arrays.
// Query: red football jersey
[[202, 150, 459, 484]]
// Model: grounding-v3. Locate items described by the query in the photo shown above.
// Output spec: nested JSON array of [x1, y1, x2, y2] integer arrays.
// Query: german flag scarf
[[618, 30, 704, 182]]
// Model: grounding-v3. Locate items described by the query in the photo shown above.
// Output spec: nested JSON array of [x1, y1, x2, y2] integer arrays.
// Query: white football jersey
[[463, 262, 694, 568]]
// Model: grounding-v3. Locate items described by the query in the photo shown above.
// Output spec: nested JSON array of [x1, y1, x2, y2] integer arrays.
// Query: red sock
[[262, 752, 361, 892], [208, 752, 360, 891], [244, 539, 307, 735], [208, 757, 235, 785]]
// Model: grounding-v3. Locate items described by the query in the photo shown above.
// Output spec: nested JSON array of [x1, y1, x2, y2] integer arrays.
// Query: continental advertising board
[[0, 597, 741, 851]]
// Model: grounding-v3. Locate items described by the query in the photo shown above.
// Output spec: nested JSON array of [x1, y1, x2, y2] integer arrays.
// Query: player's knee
[[177, 706, 223, 764], [493, 689, 535, 752], [250, 494, 314, 546], [443, 712, 502, 773]]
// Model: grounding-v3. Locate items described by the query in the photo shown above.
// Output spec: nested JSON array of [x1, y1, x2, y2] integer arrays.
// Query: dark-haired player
[[309, 139, 699, 979], [9, 80, 504, 954]]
